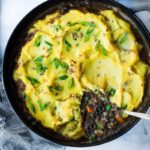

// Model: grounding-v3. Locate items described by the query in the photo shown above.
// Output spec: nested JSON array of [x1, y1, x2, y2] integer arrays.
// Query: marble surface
[[1, 0, 150, 150]]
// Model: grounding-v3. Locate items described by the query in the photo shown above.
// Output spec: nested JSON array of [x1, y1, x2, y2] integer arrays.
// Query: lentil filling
[[81, 91, 124, 141]]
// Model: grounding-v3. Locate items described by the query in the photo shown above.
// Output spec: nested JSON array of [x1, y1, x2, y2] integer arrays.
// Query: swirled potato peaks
[[13, 10, 149, 139]]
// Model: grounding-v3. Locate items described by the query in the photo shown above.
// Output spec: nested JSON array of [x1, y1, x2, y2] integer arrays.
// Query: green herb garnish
[[69, 22, 78, 26], [123, 104, 127, 110], [47, 86, 54, 93], [45, 58, 69, 71], [34, 56, 48, 75], [106, 105, 111, 111], [35, 35, 42, 47], [44, 40, 53, 55], [26, 76, 40, 84], [68, 77, 74, 89], [37, 100, 49, 111], [59, 75, 68, 80], [61, 62, 69, 71], [80, 22, 95, 27], [95, 41, 100, 51], [21, 91, 29, 101], [34, 56, 44, 64], [97, 124, 103, 130], [95, 41, 107, 56], [80, 22, 95, 42], [99, 42, 107, 56], [84, 26, 95, 42], [64, 40, 71, 52], [30, 103, 35, 113], [73, 119, 77, 125], [110, 88, 116, 97], [45, 58, 55, 66], [54, 25, 63, 31], [118, 32, 129, 44], [53, 85, 63, 91]]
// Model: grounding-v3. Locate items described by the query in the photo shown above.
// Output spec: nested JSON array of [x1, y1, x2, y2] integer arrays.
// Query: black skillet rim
[[2, 0, 150, 147]]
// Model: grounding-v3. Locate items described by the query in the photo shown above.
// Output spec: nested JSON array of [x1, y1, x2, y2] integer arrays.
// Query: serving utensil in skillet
[[123, 110, 150, 121]]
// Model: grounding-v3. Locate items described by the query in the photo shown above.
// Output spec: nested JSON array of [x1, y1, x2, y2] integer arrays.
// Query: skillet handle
[[131, 5, 150, 13]]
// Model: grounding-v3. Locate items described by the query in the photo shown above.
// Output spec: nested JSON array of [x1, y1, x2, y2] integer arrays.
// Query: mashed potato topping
[[13, 10, 148, 139]]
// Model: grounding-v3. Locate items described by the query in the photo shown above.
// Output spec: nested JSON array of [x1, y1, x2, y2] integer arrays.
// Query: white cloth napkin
[[0, 64, 65, 150]]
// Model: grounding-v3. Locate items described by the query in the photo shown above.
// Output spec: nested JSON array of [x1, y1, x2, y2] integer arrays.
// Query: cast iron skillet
[[2, 0, 150, 147]]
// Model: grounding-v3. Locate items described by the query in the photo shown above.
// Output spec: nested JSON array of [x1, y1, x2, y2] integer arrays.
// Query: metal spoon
[[123, 110, 150, 121]]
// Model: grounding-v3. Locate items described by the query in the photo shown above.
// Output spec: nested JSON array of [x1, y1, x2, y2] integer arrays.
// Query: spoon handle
[[123, 110, 150, 121]]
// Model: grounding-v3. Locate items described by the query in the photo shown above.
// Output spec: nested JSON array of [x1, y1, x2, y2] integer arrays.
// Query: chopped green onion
[[80, 22, 95, 42], [95, 41, 107, 56], [64, 40, 71, 52], [30, 103, 35, 113], [106, 105, 111, 111], [47, 86, 54, 93], [54, 25, 62, 30], [53, 85, 63, 91], [84, 26, 95, 42], [59, 75, 68, 80], [95, 41, 100, 51], [34, 56, 44, 64], [123, 104, 127, 110], [45, 58, 55, 66], [80, 22, 95, 27], [35, 35, 41, 47], [69, 22, 78, 26], [68, 77, 74, 89], [99, 42, 107, 56], [37, 100, 49, 111], [84, 33, 91, 42], [44, 41, 52, 47], [21, 91, 29, 101], [110, 88, 116, 97], [54, 60, 59, 69], [26, 76, 40, 84], [44, 40, 53, 55], [45, 58, 69, 71], [73, 119, 77, 125], [34, 56, 47, 75], [97, 124, 103, 130], [118, 32, 129, 44], [61, 62, 69, 71]]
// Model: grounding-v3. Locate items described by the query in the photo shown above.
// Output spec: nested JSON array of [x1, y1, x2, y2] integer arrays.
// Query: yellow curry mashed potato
[[13, 10, 148, 139]]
